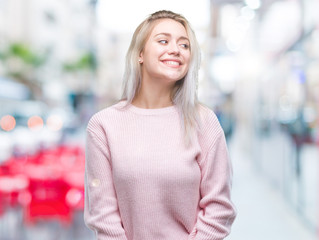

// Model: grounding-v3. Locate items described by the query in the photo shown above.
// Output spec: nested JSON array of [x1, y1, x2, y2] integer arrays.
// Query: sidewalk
[[226, 130, 317, 240]]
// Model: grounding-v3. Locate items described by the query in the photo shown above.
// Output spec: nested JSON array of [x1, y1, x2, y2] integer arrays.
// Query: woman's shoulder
[[198, 102, 219, 126], [195, 103, 225, 152], [87, 100, 127, 132], [197, 102, 223, 141]]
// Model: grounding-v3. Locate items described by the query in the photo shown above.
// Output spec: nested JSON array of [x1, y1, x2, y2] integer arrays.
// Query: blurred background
[[0, 0, 318, 239]]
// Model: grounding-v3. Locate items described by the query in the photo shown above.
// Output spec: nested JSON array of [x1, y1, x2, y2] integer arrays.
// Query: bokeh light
[[66, 188, 83, 207], [27, 116, 44, 131], [46, 115, 63, 131], [0, 115, 16, 131]]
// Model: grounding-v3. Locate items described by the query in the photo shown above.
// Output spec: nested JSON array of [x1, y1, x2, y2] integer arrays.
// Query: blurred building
[[0, 0, 97, 110], [207, 0, 319, 231]]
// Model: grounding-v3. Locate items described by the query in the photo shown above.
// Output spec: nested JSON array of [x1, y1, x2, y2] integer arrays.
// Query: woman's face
[[140, 18, 191, 85]]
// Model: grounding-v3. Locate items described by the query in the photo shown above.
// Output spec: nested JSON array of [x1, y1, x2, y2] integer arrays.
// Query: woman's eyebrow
[[154, 33, 189, 41]]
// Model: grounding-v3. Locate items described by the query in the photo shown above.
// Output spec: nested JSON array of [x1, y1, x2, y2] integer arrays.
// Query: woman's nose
[[168, 42, 180, 55]]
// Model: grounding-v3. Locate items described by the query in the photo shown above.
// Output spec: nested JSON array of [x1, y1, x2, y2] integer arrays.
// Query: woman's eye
[[159, 40, 168, 44], [180, 43, 189, 49]]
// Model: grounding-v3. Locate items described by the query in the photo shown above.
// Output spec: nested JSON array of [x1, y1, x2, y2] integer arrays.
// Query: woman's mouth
[[162, 60, 181, 67]]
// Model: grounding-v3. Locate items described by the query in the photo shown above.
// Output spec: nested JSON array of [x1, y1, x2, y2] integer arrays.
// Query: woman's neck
[[132, 89, 174, 109]]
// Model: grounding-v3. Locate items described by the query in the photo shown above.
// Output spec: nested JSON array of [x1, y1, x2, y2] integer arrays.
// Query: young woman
[[84, 10, 236, 240]]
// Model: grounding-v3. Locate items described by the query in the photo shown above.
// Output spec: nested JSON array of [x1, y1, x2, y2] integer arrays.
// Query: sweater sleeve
[[84, 128, 128, 240], [190, 130, 237, 240]]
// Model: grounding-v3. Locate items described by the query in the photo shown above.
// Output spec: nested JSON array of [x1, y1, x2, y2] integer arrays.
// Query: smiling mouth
[[162, 60, 181, 67]]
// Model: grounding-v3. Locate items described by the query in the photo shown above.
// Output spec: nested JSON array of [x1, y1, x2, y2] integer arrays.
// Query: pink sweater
[[84, 100, 236, 240]]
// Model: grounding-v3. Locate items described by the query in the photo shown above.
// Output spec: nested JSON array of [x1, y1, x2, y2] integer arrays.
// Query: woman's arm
[[84, 129, 128, 240], [190, 131, 237, 240]]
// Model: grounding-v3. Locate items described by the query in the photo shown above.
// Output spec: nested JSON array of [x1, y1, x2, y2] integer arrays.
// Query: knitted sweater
[[84, 100, 236, 240]]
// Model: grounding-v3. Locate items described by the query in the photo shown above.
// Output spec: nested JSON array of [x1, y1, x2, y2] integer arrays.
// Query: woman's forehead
[[150, 19, 188, 37]]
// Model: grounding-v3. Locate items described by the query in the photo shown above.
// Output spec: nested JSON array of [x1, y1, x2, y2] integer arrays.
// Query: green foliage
[[0, 43, 96, 73], [63, 52, 96, 72], [0, 42, 47, 67], [0, 43, 47, 89]]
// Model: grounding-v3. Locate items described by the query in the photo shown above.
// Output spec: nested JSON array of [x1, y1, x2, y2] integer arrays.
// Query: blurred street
[[227, 127, 317, 240], [1, 0, 319, 239]]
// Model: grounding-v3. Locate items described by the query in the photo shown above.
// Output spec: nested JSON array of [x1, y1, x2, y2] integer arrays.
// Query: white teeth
[[164, 61, 179, 66]]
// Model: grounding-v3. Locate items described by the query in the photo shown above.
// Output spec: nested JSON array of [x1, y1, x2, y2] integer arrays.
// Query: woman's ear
[[139, 52, 143, 64]]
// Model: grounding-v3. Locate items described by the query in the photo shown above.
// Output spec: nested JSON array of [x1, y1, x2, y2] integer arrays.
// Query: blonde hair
[[120, 10, 202, 146]]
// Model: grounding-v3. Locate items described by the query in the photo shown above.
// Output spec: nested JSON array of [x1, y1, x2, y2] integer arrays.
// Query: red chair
[[23, 164, 72, 225], [64, 171, 84, 211], [0, 162, 30, 209]]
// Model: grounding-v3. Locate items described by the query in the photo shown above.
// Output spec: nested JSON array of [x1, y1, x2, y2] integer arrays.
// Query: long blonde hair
[[121, 10, 202, 145]]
